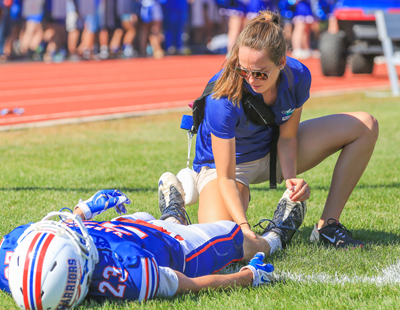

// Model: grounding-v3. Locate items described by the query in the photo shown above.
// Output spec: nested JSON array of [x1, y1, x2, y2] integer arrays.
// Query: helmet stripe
[[23, 233, 41, 310], [28, 233, 47, 310], [34, 234, 55, 310]]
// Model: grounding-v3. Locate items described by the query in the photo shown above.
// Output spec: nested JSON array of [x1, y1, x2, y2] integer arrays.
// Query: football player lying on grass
[[0, 176, 274, 309]]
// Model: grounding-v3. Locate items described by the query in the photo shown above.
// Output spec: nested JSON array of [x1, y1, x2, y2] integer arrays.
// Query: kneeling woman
[[192, 10, 379, 257]]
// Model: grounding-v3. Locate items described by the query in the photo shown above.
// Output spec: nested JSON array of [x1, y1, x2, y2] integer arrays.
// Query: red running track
[[0, 55, 398, 129]]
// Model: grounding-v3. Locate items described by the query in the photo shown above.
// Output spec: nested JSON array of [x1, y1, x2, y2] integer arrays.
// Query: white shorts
[[196, 152, 284, 194]]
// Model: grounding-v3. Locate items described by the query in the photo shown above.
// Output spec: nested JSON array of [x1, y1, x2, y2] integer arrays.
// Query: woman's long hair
[[212, 10, 287, 106]]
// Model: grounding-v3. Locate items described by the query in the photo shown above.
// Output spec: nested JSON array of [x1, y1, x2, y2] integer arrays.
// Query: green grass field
[[0, 92, 399, 309]]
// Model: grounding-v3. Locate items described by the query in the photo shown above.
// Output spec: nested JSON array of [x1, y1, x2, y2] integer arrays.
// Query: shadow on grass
[[2, 182, 399, 194], [0, 186, 157, 193], [299, 225, 400, 246]]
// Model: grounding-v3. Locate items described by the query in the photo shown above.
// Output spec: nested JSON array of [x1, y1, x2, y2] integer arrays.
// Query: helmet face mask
[[9, 212, 98, 310]]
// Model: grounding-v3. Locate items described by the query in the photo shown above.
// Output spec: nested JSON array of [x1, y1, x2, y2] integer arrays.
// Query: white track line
[[0, 77, 209, 97], [222, 260, 400, 286], [0, 86, 201, 109], [276, 261, 400, 285]]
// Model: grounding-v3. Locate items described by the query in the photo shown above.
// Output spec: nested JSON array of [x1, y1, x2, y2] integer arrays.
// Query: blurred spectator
[[65, 0, 81, 60], [139, 0, 164, 58], [43, 0, 68, 62], [76, 0, 98, 60], [0, 0, 11, 59], [310, 0, 337, 34], [218, 0, 279, 56], [110, 0, 140, 58], [97, 0, 117, 59], [277, 0, 295, 47], [190, 0, 221, 53], [3, 0, 24, 60], [162, 0, 190, 55], [0, 0, 336, 63], [19, 0, 45, 60], [291, 0, 314, 59], [246, 0, 278, 20], [217, 0, 248, 56]]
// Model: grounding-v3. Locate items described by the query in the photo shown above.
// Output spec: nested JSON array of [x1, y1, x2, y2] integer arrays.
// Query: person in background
[[217, 0, 248, 56], [42, 0, 68, 62], [162, 0, 190, 55], [190, 0, 221, 53], [139, 0, 164, 58], [290, 0, 314, 59], [19, 0, 46, 60], [76, 0, 97, 60], [110, 0, 140, 58]]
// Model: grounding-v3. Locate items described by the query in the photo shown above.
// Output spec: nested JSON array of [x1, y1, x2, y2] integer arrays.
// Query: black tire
[[350, 53, 374, 74], [319, 31, 347, 77]]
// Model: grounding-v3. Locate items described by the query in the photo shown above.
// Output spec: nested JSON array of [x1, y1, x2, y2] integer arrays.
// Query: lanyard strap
[[187, 131, 194, 168]]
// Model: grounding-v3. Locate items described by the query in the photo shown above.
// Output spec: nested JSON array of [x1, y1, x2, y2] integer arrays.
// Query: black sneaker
[[310, 218, 363, 249], [158, 172, 191, 225], [256, 189, 307, 247]]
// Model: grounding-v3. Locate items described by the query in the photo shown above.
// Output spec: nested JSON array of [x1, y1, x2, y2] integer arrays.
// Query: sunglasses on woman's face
[[235, 63, 277, 80]]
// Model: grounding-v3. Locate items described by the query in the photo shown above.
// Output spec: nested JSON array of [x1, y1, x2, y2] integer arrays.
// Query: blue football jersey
[[0, 218, 243, 302], [0, 218, 185, 302], [81, 218, 186, 301]]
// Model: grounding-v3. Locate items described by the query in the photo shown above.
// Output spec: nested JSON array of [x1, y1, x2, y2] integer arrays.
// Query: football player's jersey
[[0, 217, 243, 302], [0, 218, 184, 301], [79, 218, 187, 301]]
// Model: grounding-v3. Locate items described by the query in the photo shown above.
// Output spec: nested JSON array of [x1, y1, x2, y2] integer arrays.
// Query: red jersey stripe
[[185, 226, 241, 262]]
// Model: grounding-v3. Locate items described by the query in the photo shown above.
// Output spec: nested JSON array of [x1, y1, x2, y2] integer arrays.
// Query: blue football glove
[[240, 252, 274, 286], [74, 190, 131, 220]]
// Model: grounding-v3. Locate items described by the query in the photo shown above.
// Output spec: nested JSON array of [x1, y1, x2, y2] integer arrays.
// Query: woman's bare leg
[[121, 17, 137, 45], [149, 20, 164, 58], [296, 112, 379, 228], [291, 20, 304, 52], [198, 180, 271, 260], [20, 21, 43, 54], [67, 29, 80, 55]]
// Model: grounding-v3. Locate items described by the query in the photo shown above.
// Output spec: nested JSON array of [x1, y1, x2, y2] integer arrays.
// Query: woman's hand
[[285, 178, 310, 202]]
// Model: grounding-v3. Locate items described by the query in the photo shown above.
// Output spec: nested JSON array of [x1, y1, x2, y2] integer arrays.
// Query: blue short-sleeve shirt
[[193, 56, 311, 173]]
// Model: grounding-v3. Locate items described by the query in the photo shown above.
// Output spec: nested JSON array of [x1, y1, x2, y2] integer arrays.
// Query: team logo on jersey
[[281, 108, 295, 121]]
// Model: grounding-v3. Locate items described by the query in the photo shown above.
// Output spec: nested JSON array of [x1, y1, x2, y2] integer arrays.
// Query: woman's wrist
[[238, 221, 250, 227]]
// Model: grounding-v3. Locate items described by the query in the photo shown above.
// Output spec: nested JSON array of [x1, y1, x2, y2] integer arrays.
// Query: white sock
[[164, 216, 182, 225], [262, 231, 282, 255]]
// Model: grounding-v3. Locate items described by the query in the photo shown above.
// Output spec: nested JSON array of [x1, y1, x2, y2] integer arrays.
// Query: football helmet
[[9, 211, 99, 310]]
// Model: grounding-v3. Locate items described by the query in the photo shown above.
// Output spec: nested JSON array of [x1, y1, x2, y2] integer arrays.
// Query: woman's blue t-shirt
[[193, 56, 311, 173]]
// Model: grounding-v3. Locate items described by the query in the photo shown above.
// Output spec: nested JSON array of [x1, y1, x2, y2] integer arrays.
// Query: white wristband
[[74, 202, 92, 220]]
